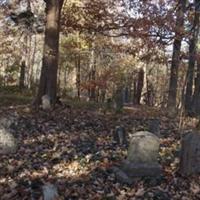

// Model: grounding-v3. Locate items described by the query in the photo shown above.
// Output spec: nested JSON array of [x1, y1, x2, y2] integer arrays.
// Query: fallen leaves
[[0, 105, 199, 199]]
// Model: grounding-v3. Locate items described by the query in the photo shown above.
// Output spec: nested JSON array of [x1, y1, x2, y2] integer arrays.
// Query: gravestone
[[42, 183, 58, 200], [114, 131, 161, 183], [0, 128, 17, 154], [180, 131, 200, 175], [0, 116, 18, 154], [0, 115, 17, 129], [42, 95, 51, 110], [0, 114, 18, 154], [148, 119, 160, 137], [113, 126, 127, 145]]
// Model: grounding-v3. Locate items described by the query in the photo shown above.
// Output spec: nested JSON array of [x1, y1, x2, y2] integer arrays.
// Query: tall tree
[[35, 0, 64, 107], [185, 0, 200, 114], [192, 56, 200, 115], [168, 0, 187, 108], [133, 68, 144, 105]]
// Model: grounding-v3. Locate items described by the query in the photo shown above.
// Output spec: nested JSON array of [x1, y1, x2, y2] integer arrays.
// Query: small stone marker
[[180, 131, 200, 175], [148, 119, 160, 137], [42, 183, 58, 200], [0, 117, 14, 129], [0, 116, 18, 154], [42, 95, 51, 110], [0, 128, 17, 154], [113, 126, 127, 145], [113, 131, 161, 183]]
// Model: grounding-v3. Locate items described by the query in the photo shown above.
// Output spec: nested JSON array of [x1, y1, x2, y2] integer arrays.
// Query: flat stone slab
[[121, 160, 162, 177], [112, 166, 134, 185], [113, 161, 162, 185]]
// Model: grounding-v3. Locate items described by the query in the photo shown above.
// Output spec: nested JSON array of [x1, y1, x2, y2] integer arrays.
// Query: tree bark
[[35, 0, 64, 106], [19, 60, 26, 90], [30, 34, 37, 90], [133, 68, 144, 105], [115, 85, 124, 112], [185, 0, 200, 114], [76, 53, 81, 99], [88, 45, 96, 101], [192, 55, 200, 115], [168, 0, 186, 108], [90, 66, 96, 101]]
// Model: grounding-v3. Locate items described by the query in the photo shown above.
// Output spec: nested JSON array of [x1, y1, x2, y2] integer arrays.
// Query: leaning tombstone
[[180, 131, 200, 175], [113, 131, 161, 184]]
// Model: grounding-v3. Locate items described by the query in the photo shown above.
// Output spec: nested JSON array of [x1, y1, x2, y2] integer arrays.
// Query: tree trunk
[[76, 53, 81, 99], [146, 79, 154, 106], [35, 0, 64, 107], [63, 65, 67, 93], [19, 60, 26, 90], [168, 0, 186, 108], [115, 85, 124, 112], [30, 34, 37, 91], [124, 87, 129, 103], [192, 55, 200, 115], [90, 66, 96, 101], [88, 45, 96, 101], [133, 68, 144, 105], [184, 0, 200, 114]]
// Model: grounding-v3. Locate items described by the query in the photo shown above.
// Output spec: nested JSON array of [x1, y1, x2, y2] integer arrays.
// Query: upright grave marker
[[113, 131, 161, 184], [180, 131, 200, 175]]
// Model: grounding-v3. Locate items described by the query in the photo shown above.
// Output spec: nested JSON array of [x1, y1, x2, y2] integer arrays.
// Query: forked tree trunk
[[168, 0, 186, 108], [35, 0, 64, 107]]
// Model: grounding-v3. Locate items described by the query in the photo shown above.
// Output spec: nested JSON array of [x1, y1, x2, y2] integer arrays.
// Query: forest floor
[[0, 97, 200, 200]]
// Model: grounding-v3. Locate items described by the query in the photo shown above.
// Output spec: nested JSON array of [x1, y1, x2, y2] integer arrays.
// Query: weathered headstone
[[180, 131, 200, 175], [0, 116, 16, 129], [42, 95, 51, 110], [0, 127, 17, 154], [0, 115, 18, 154], [42, 183, 58, 200], [114, 131, 161, 183]]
